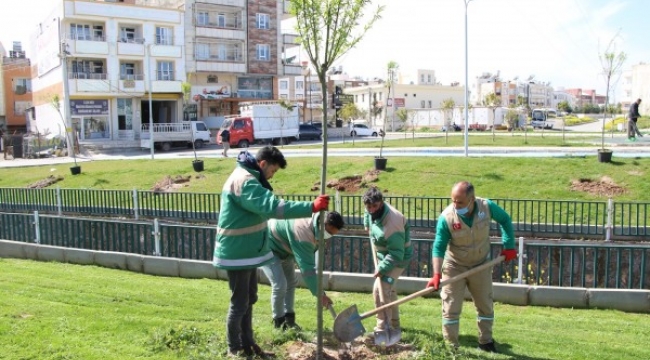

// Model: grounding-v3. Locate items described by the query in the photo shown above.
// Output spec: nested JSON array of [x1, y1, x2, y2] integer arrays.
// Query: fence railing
[[1, 188, 647, 240], [1, 212, 649, 290]]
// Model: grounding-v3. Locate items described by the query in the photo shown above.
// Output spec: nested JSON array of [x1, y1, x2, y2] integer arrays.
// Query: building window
[[280, 80, 288, 90], [195, 43, 209, 60], [156, 27, 173, 45], [157, 61, 174, 80], [14, 78, 32, 94], [420, 74, 425, 83], [196, 11, 209, 26], [256, 44, 270, 61], [217, 13, 226, 27], [296, 80, 303, 90], [207, 75, 218, 83], [256, 13, 270, 29], [428, 100, 432, 108], [120, 62, 136, 80], [70, 60, 105, 79], [119, 26, 142, 43], [217, 44, 227, 60], [70, 24, 91, 40], [14, 101, 32, 116], [421, 100, 425, 108], [361, 94, 365, 102]]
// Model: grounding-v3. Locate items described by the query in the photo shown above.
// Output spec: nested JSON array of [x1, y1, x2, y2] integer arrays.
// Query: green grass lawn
[[1, 258, 648, 360], [1, 156, 649, 201]]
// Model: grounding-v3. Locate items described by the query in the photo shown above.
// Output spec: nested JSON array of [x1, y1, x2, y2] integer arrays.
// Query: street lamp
[[463, 0, 474, 157]]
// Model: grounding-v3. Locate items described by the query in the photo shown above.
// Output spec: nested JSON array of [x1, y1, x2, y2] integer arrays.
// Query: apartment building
[[29, 0, 185, 147], [564, 89, 606, 109], [0, 42, 6, 131], [1, 42, 33, 134], [184, 0, 298, 127], [625, 63, 650, 115]]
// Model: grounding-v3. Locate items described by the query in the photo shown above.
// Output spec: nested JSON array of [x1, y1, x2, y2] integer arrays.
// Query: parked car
[[298, 124, 322, 140], [350, 123, 378, 137]]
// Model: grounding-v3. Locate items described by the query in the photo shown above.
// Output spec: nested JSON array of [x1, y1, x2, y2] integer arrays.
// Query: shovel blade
[[333, 305, 366, 343], [374, 327, 401, 347]]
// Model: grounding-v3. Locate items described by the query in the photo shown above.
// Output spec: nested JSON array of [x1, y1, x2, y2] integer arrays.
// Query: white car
[[350, 123, 379, 137]]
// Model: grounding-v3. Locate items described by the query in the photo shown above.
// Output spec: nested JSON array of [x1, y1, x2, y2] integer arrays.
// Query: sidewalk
[[2, 136, 649, 168]]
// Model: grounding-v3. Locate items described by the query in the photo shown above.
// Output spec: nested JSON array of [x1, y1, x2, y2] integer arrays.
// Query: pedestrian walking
[[628, 98, 643, 141], [220, 129, 231, 157]]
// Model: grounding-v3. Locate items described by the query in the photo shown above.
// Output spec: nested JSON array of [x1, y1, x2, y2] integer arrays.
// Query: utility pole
[[59, 39, 74, 159], [145, 43, 154, 159], [368, 86, 372, 127]]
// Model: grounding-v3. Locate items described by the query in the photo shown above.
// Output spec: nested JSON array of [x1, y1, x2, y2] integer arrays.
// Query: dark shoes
[[273, 313, 301, 331], [228, 344, 275, 359], [477, 341, 498, 353]]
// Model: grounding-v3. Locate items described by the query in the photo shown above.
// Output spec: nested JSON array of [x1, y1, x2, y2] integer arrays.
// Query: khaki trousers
[[373, 266, 405, 330], [440, 259, 494, 346]]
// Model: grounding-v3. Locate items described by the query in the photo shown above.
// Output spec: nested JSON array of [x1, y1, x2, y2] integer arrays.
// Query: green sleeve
[[238, 180, 312, 219], [433, 214, 451, 258], [487, 199, 515, 249], [378, 230, 405, 274], [292, 240, 319, 296], [363, 211, 370, 229]]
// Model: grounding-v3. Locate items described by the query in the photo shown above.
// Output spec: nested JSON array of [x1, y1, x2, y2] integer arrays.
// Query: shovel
[[333, 255, 505, 343], [370, 242, 400, 346]]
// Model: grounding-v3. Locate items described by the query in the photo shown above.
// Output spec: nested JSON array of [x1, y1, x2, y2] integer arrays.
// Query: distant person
[[262, 211, 344, 330], [220, 129, 231, 157], [213, 146, 330, 358], [426, 181, 516, 353], [628, 98, 643, 141], [0, 129, 4, 160]]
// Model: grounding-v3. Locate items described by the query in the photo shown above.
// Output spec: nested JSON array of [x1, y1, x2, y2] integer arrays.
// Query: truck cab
[[218, 117, 254, 148], [531, 108, 556, 129]]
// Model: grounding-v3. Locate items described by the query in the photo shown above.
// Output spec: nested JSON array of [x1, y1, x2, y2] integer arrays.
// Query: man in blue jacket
[[213, 146, 329, 358]]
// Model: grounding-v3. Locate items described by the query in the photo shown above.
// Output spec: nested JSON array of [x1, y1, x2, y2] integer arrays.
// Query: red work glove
[[312, 195, 329, 212], [501, 249, 518, 263], [426, 273, 441, 290], [321, 294, 333, 308]]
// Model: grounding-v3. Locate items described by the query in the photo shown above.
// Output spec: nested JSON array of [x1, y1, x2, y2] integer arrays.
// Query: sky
[[2, 0, 649, 99]]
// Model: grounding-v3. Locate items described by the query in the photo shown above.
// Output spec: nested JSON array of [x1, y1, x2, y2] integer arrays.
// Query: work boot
[[284, 312, 302, 330], [273, 316, 287, 330], [249, 344, 275, 359], [477, 341, 498, 353], [227, 348, 249, 359]]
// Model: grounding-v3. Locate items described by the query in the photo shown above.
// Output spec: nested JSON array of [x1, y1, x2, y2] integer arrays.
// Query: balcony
[[283, 33, 299, 47], [150, 44, 182, 58], [67, 36, 109, 55], [119, 75, 145, 93], [152, 80, 182, 93], [283, 63, 303, 76], [117, 41, 145, 56], [195, 27, 246, 41], [68, 73, 111, 94], [196, 61, 246, 73]]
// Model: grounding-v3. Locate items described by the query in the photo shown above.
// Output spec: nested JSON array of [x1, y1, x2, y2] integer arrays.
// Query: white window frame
[[217, 13, 226, 27], [14, 78, 32, 93], [120, 62, 136, 80], [70, 24, 91, 41], [196, 11, 209, 26], [195, 44, 209, 60], [217, 44, 227, 60], [157, 61, 174, 81], [256, 13, 270, 29], [256, 44, 270, 61], [156, 27, 173, 45], [279, 80, 288, 90]]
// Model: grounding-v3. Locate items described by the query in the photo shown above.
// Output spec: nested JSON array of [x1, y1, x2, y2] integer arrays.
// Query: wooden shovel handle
[[370, 241, 388, 304], [358, 256, 505, 321]]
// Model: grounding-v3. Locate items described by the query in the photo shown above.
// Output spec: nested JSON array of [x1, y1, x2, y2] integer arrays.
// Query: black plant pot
[[597, 149, 612, 163], [192, 159, 205, 172], [70, 165, 81, 175], [374, 157, 387, 170]]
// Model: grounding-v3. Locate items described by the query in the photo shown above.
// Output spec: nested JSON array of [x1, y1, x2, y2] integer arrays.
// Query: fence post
[[605, 198, 613, 242], [133, 188, 139, 220], [56, 187, 62, 216], [335, 190, 341, 213], [516, 236, 524, 284], [152, 218, 161, 256], [33, 211, 41, 244]]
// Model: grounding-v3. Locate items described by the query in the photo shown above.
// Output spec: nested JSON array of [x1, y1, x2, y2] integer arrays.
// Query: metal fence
[[2, 211, 649, 290], [1, 187, 647, 239]]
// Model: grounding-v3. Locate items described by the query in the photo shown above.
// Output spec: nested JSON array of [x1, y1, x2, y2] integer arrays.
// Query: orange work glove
[[312, 195, 329, 212]]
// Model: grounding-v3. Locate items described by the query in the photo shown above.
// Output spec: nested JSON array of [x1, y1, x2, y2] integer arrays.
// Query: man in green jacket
[[213, 146, 329, 358], [426, 181, 517, 353], [363, 187, 412, 337], [262, 211, 345, 330]]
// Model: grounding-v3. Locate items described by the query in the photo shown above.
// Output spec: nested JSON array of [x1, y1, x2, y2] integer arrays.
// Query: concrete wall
[[1, 240, 648, 313]]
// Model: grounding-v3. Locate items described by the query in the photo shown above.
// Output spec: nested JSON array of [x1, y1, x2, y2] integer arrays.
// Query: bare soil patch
[[27, 175, 64, 189], [312, 170, 381, 192], [151, 174, 205, 193], [284, 336, 417, 360], [570, 176, 626, 197]]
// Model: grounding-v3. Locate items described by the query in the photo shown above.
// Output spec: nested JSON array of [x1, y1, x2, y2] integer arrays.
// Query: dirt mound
[[284, 337, 417, 360], [570, 176, 626, 197], [27, 175, 64, 189], [312, 170, 381, 192], [151, 175, 204, 193]]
